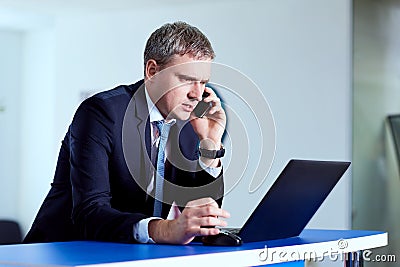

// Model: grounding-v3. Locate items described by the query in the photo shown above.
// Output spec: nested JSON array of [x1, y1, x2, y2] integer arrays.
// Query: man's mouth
[[182, 102, 196, 112]]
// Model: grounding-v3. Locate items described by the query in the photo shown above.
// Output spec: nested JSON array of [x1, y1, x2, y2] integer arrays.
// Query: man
[[24, 21, 229, 245]]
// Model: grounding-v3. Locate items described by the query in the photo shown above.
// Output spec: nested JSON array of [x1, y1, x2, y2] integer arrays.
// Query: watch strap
[[199, 146, 225, 159]]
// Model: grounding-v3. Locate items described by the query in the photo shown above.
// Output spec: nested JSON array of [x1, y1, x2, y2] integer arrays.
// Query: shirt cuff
[[199, 158, 222, 178], [133, 217, 161, 243]]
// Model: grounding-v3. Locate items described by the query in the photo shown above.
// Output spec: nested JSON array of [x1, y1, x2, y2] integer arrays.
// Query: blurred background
[[0, 0, 398, 266]]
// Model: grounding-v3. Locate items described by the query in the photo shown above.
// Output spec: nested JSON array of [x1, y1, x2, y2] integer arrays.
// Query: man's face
[[146, 54, 212, 120]]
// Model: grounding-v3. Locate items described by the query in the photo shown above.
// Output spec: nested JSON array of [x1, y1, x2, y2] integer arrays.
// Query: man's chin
[[171, 111, 191, 121]]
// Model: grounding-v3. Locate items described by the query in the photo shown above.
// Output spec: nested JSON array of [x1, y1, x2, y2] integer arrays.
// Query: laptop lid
[[238, 159, 350, 242]]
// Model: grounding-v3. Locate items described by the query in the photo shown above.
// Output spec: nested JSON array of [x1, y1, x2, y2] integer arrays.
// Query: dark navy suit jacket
[[24, 80, 224, 243]]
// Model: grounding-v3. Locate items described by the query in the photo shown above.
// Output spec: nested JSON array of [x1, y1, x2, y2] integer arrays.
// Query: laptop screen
[[239, 159, 350, 242]]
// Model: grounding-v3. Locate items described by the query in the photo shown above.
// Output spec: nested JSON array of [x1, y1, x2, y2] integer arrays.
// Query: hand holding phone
[[193, 92, 212, 118]]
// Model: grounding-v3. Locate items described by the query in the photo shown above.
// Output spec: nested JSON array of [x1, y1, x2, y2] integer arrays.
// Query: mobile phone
[[193, 92, 212, 118]]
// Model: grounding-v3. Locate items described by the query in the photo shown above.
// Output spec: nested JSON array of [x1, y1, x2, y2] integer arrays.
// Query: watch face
[[200, 147, 225, 159], [200, 148, 216, 159]]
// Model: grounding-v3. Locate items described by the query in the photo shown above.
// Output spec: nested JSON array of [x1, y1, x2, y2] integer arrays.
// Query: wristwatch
[[199, 145, 225, 159]]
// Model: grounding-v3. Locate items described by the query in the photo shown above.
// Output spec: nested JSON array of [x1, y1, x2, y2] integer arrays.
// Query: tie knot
[[154, 120, 174, 138]]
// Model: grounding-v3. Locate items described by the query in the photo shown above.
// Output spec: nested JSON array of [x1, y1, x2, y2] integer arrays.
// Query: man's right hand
[[148, 197, 230, 244]]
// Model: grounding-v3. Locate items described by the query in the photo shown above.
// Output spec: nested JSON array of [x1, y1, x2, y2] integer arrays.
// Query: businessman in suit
[[24, 21, 229, 245]]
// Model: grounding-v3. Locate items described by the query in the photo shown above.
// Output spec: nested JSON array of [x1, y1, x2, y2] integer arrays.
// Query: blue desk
[[0, 229, 387, 267]]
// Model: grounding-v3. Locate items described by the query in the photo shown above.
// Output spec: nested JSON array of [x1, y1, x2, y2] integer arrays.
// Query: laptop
[[212, 159, 351, 244]]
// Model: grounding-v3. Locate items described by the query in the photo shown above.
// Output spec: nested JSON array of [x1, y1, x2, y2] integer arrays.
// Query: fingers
[[197, 205, 230, 219], [186, 197, 218, 207], [185, 218, 226, 237], [185, 198, 230, 218], [179, 224, 222, 238], [161, 198, 231, 243], [197, 216, 228, 228], [186, 197, 218, 208], [197, 227, 221, 236], [184, 198, 230, 230]]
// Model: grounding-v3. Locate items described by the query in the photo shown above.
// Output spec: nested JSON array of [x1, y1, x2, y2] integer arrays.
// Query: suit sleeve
[[165, 122, 225, 209], [69, 97, 146, 243], [194, 165, 224, 208]]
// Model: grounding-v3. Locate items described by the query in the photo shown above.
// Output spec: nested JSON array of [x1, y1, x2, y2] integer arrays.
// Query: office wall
[[18, 28, 57, 234], [0, 10, 56, 232], [1, 3, 351, 262], [0, 30, 23, 220]]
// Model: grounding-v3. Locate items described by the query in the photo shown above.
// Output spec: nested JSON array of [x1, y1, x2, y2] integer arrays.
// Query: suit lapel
[[122, 83, 154, 195]]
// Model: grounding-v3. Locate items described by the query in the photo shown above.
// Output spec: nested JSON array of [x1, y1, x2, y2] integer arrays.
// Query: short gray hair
[[144, 21, 215, 74]]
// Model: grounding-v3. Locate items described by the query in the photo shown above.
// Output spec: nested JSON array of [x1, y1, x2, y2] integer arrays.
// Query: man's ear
[[145, 59, 158, 80]]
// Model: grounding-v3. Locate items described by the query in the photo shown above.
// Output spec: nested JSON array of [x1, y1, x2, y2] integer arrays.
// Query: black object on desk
[[201, 230, 242, 246]]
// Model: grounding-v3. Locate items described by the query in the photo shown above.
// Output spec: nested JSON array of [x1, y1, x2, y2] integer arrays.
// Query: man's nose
[[188, 81, 204, 101]]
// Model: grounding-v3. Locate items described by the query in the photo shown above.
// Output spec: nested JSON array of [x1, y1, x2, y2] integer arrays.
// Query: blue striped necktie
[[153, 120, 173, 217]]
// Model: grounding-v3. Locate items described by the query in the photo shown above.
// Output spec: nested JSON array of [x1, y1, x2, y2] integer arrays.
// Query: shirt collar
[[144, 86, 176, 124]]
